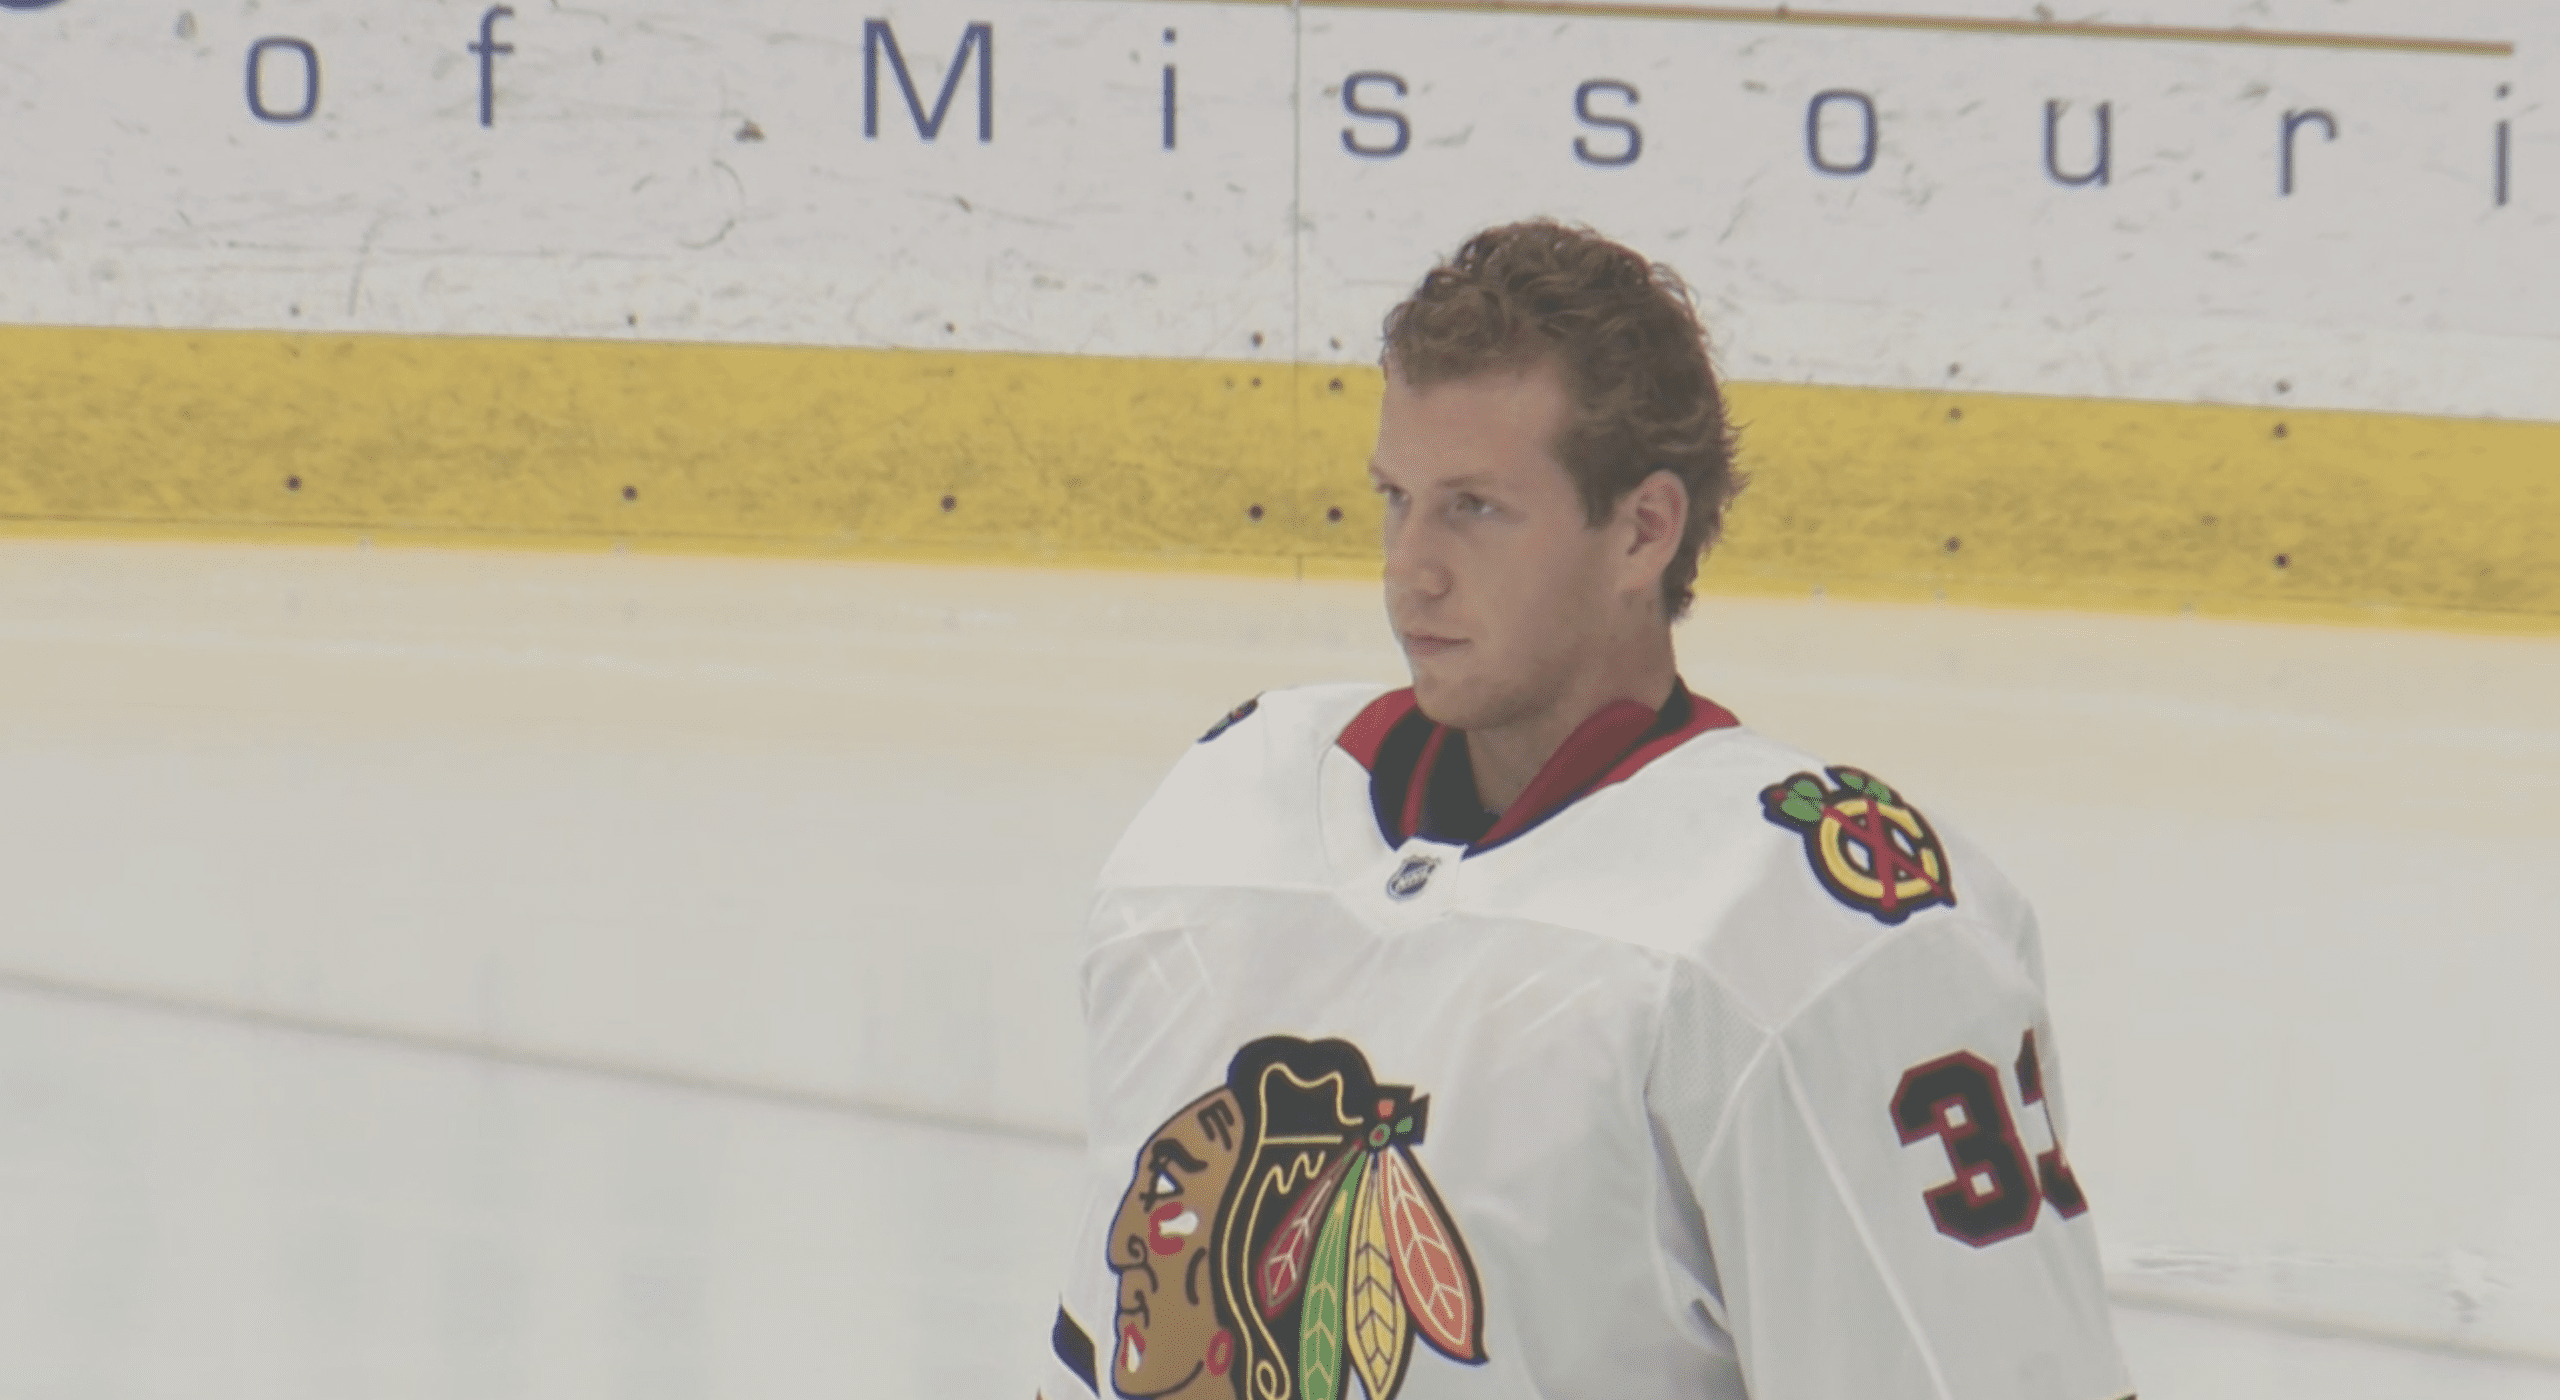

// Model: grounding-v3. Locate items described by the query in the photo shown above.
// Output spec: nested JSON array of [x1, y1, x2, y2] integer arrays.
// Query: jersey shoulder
[[1491, 723, 2044, 1028], [1707, 728, 2043, 1026], [1094, 682, 1388, 894]]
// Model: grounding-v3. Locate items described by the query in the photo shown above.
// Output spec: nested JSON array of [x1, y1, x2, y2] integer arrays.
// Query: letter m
[[864, 19, 993, 143]]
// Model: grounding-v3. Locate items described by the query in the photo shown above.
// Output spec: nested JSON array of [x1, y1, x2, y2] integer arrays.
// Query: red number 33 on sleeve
[[1889, 1030, 2090, 1248]]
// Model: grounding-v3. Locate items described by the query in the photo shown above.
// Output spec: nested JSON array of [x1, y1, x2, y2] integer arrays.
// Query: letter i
[[2495, 84, 2512, 207], [1163, 28, 1178, 150]]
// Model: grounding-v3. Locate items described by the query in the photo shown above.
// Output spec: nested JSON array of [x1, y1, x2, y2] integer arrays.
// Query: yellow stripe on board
[[0, 325, 1377, 577], [1, 325, 2554, 632], [1720, 384, 2560, 631]]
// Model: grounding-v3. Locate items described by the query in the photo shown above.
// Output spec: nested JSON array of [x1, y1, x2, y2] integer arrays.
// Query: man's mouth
[[1402, 632, 1464, 657], [1122, 1323, 1145, 1373]]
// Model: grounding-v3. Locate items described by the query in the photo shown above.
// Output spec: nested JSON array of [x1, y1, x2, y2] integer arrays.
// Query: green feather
[[1296, 1152, 1366, 1400], [1781, 795, 1823, 824]]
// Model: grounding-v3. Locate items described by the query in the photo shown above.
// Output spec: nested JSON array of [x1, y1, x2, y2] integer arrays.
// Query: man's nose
[[1383, 507, 1450, 603]]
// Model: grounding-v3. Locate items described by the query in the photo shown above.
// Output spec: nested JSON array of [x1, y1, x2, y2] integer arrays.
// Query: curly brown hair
[[1381, 220, 1744, 617]]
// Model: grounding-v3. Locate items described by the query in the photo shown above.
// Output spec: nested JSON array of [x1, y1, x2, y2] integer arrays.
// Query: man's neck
[[1467, 648, 1679, 814]]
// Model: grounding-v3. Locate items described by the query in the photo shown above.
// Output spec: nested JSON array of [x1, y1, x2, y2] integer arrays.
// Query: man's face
[[1106, 1089, 1245, 1399], [1372, 359, 1624, 734]]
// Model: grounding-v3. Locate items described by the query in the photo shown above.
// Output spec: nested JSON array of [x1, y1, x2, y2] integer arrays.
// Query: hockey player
[[1036, 221, 2132, 1400]]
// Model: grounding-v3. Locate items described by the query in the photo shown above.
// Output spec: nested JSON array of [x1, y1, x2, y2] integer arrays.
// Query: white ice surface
[[1, 539, 2555, 1396], [0, 981, 1081, 1400]]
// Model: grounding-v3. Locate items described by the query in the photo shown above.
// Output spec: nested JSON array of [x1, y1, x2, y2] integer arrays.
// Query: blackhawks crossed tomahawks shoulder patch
[[1760, 766, 1957, 925]]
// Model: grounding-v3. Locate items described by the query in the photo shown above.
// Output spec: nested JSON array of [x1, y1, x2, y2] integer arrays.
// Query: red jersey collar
[[1337, 681, 1739, 853]]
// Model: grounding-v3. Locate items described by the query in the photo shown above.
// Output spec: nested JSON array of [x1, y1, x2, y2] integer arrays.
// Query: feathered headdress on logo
[[1215, 1037, 1486, 1400]]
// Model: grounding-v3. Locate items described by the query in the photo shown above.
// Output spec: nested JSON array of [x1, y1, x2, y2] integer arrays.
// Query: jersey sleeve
[[1651, 875, 2134, 1399]]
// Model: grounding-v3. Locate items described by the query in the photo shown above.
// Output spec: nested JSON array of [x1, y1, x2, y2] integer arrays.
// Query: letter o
[[247, 37, 321, 124], [1806, 89, 1877, 176]]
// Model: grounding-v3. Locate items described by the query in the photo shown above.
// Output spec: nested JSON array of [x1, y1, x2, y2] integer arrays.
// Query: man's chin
[[1408, 670, 1492, 731]]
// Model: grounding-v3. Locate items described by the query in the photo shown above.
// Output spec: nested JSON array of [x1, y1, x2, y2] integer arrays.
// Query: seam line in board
[[0, 969, 1082, 1149], [1148, 0, 2513, 56]]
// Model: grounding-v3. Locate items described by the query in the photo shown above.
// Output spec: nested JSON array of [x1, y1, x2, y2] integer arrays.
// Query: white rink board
[[1295, 0, 2556, 417], [0, 1, 1302, 363], [1, 541, 2556, 1365], [1, 0, 2554, 418]]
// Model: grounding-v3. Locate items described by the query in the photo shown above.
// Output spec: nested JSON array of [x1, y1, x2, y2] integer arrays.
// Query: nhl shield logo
[[1385, 853, 1439, 900]]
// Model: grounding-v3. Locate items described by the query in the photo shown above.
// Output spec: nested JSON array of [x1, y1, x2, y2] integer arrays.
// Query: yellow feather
[[1346, 1152, 1412, 1400]]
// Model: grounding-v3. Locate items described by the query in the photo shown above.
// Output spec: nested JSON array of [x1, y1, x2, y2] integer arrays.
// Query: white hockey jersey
[[1037, 682, 2132, 1400]]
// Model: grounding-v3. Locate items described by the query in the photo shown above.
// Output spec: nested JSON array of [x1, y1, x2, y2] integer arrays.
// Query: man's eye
[[1152, 1169, 1181, 1197], [1454, 494, 1494, 517]]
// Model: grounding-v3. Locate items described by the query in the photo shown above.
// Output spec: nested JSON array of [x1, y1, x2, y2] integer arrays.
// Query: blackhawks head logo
[[1104, 1037, 1486, 1400], [1760, 766, 1956, 925]]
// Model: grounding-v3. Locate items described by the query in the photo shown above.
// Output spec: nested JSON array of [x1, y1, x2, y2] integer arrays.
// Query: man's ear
[[1621, 469, 1689, 589]]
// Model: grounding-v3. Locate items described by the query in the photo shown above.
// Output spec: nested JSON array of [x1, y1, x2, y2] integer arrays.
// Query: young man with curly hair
[[1038, 222, 2132, 1400]]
